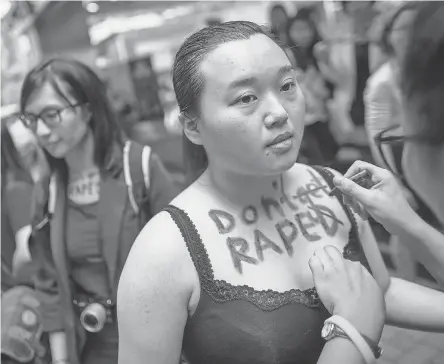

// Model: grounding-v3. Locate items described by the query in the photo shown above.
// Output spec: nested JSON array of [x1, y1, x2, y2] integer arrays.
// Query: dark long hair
[[401, 1, 444, 142], [172, 21, 284, 183], [20, 58, 124, 174]]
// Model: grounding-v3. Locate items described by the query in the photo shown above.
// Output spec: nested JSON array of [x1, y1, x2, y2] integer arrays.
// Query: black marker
[[329, 170, 376, 196]]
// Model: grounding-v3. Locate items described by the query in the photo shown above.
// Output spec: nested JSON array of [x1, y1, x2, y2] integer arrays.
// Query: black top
[[164, 166, 371, 364]]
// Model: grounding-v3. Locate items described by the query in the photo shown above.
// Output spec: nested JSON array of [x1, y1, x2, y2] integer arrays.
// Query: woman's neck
[[204, 165, 285, 208], [64, 130, 97, 180]]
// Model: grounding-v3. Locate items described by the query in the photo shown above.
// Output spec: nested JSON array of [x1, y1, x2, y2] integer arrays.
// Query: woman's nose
[[36, 119, 51, 137], [263, 95, 288, 129]]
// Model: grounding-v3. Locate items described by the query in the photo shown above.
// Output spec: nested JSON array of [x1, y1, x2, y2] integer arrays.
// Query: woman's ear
[[181, 112, 203, 146]]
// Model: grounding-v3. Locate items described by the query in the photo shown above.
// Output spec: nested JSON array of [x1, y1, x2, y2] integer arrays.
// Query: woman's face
[[271, 8, 288, 29], [289, 20, 314, 48], [196, 34, 305, 176], [23, 81, 90, 159], [389, 10, 416, 62]]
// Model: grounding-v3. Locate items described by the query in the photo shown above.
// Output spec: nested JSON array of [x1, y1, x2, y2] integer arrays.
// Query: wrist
[[334, 310, 383, 343], [324, 315, 383, 363], [400, 210, 427, 239]]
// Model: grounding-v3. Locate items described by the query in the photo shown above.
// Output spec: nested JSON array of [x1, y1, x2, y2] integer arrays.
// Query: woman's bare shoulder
[[127, 211, 186, 265]]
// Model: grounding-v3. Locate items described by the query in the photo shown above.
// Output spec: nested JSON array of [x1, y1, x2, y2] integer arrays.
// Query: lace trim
[[164, 167, 366, 311]]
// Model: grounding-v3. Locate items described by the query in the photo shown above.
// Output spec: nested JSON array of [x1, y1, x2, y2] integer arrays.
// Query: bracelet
[[325, 315, 376, 364]]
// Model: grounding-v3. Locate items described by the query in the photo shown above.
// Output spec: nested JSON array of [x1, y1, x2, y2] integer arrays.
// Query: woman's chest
[[190, 179, 352, 291]]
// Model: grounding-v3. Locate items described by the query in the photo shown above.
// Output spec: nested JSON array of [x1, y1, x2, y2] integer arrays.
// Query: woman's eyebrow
[[228, 65, 296, 89]]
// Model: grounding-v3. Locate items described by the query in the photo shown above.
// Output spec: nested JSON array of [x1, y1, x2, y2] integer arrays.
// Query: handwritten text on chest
[[208, 171, 344, 274]]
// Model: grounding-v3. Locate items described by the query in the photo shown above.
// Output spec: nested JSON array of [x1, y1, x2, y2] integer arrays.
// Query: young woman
[[19, 58, 180, 364], [333, 2, 444, 285], [118, 21, 444, 364]]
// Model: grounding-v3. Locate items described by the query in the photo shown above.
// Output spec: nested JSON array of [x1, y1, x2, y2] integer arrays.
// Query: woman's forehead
[[200, 34, 291, 88], [25, 80, 73, 112]]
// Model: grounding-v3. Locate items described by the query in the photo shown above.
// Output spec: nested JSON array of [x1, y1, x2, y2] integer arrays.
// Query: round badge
[[21, 310, 37, 327]]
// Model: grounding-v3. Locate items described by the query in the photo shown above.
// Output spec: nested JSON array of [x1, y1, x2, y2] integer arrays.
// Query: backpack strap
[[141, 144, 151, 190], [123, 140, 152, 214]]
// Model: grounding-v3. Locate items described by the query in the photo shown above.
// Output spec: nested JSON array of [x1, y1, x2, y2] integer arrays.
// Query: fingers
[[333, 174, 372, 204], [323, 245, 345, 270], [341, 160, 383, 179], [309, 255, 325, 282]]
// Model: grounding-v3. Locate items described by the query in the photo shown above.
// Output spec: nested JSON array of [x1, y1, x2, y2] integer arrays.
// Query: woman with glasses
[[19, 58, 179, 364], [363, 2, 436, 280], [333, 2, 444, 286]]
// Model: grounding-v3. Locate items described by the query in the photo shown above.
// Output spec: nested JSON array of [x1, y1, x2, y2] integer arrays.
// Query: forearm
[[399, 215, 444, 286], [49, 331, 69, 362], [317, 338, 365, 364], [385, 277, 444, 332]]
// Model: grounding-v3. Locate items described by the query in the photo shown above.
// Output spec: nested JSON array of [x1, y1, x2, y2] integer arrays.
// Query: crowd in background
[[1, 2, 443, 364]]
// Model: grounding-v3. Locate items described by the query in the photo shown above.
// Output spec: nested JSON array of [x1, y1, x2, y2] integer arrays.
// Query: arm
[[357, 214, 444, 332], [317, 339, 367, 363], [148, 152, 181, 216], [385, 277, 444, 332], [397, 213, 444, 286], [118, 212, 193, 364]]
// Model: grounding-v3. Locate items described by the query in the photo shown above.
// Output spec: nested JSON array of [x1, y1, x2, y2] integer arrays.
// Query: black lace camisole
[[164, 167, 371, 364]]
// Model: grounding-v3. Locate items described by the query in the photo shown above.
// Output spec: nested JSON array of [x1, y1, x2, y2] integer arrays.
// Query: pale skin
[[118, 34, 444, 364]]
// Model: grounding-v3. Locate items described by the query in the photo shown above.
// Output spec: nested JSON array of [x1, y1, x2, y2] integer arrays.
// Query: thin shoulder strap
[[163, 205, 215, 282]]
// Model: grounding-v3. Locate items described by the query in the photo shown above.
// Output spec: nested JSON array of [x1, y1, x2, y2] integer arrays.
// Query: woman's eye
[[281, 81, 296, 92], [237, 95, 257, 105], [42, 110, 60, 120]]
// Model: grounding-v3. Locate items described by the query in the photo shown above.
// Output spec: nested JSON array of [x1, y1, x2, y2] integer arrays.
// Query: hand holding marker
[[329, 170, 377, 196]]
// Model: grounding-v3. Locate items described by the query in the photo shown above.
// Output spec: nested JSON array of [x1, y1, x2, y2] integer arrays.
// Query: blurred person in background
[[118, 21, 444, 364], [1, 115, 51, 364], [19, 58, 180, 364], [1, 115, 34, 289], [365, 2, 418, 169], [269, 3, 290, 46], [286, 12, 339, 166], [319, 1, 387, 140], [332, 2, 444, 286]]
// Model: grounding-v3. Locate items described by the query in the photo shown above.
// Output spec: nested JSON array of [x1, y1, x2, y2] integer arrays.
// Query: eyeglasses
[[20, 104, 83, 132], [374, 124, 443, 180]]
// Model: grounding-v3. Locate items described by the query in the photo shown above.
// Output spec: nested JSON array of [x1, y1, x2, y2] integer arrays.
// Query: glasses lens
[[41, 109, 62, 126]]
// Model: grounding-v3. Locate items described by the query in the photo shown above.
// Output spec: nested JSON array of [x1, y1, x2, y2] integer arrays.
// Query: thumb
[[333, 175, 372, 205]]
